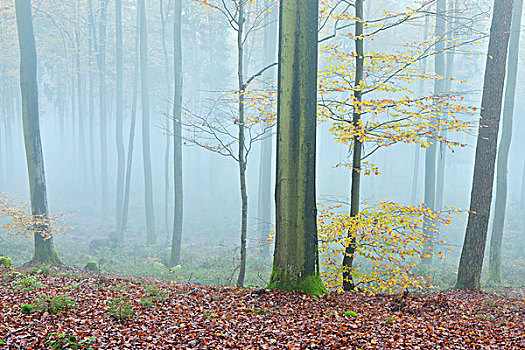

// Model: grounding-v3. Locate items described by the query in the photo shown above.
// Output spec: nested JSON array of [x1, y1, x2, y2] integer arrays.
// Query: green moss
[[84, 261, 99, 271], [0, 256, 13, 269], [267, 268, 327, 295]]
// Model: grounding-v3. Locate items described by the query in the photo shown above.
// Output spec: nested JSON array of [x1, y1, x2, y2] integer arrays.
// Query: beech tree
[[456, 0, 514, 290], [170, 0, 184, 267], [487, 0, 523, 285], [267, 0, 326, 295], [15, 0, 61, 264], [140, 0, 157, 245]]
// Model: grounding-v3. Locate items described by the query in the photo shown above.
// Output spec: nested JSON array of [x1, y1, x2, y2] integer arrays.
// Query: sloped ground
[[0, 266, 524, 349]]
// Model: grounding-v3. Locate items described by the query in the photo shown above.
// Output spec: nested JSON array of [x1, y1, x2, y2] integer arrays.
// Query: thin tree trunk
[[121, 0, 141, 237], [488, 0, 523, 285], [139, 0, 156, 244], [456, 0, 514, 290], [75, 25, 87, 189], [436, 0, 458, 212], [257, 0, 277, 258], [423, 0, 446, 263], [342, 0, 364, 292], [411, 13, 430, 204], [15, 0, 61, 265], [98, 0, 109, 217], [88, 0, 97, 195], [267, 0, 325, 295], [161, 0, 172, 244], [521, 160, 525, 210], [170, 0, 184, 267], [236, 0, 248, 288], [115, 0, 125, 239]]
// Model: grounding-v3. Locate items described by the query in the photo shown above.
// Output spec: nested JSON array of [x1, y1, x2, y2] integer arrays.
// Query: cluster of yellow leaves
[[0, 193, 70, 241], [318, 44, 477, 152], [318, 201, 454, 294]]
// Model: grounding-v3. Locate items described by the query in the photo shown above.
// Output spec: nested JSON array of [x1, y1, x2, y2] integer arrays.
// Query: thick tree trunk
[[16, 0, 61, 265], [267, 0, 326, 295], [139, 0, 156, 244], [257, 0, 277, 258], [170, 0, 184, 268], [342, 0, 364, 292], [456, 0, 514, 290], [488, 0, 523, 285], [115, 0, 125, 240]]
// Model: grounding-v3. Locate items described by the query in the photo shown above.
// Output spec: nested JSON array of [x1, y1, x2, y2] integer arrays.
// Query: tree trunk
[[139, 0, 156, 244], [88, 0, 98, 196], [257, 0, 278, 258], [342, 0, 364, 292], [98, 0, 109, 218], [456, 0, 514, 290], [423, 0, 447, 263], [121, 2, 141, 237], [75, 21, 87, 189], [521, 160, 525, 210], [267, 0, 326, 295], [412, 13, 430, 205], [161, 0, 172, 244], [236, 0, 248, 288], [488, 0, 523, 285], [170, 0, 184, 268], [114, 0, 125, 240], [15, 0, 61, 265]]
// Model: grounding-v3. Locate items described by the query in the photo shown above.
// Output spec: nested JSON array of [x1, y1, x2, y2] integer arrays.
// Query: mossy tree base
[[267, 269, 327, 295], [32, 234, 61, 265]]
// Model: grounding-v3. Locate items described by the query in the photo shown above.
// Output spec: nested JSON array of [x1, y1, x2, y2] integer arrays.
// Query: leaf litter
[[0, 267, 524, 349]]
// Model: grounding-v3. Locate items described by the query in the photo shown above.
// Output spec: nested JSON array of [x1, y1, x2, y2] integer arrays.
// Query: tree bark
[[161, 0, 172, 244], [488, 0, 523, 285], [115, 0, 125, 241], [97, 0, 109, 218], [121, 2, 141, 237], [267, 0, 326, 295], [15, 0, 61, 265], [139, 0, 157, 244], [170, 0, 184, 268], [423, 0, 446, 263], [257, 0, 278, 258], [88, 0, 98, 196], [236, 0, 248, 288], [342, 0, 364, 292], [456, 0, 514, 290]]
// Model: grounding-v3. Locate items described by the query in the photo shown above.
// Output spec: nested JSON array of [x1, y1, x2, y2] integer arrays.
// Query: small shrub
[[46, 333, 95, 350], [108, 297, 134, 320], [144, 285, 168, 301], [0, 256, 13, 269], [139, 297, 154, 309], [49, 295, 76, 314], [20, 295, 75, 315], [14, 275, 42, 292], [343, 311, 358, 317], [21, 303, 35, 314], [84, 261, 99, 272]]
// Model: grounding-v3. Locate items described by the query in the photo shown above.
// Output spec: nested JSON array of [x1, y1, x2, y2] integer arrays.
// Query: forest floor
[[0, 265, 524, 350]]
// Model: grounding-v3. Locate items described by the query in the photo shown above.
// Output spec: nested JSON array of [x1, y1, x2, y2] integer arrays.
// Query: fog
[[1, 0, 525, 288]]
